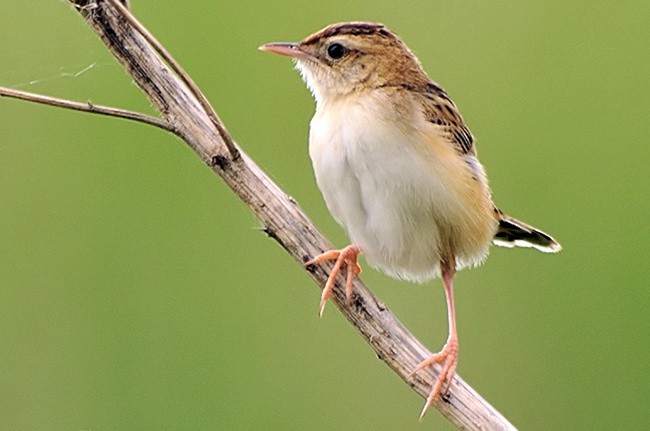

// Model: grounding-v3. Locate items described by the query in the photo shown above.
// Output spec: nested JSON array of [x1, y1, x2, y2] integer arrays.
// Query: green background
[[1, 1, 648, 430]]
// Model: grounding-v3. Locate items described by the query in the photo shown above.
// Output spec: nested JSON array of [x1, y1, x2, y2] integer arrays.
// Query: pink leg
[[410, 258, 459, 418], [305, 244, 362, 317]]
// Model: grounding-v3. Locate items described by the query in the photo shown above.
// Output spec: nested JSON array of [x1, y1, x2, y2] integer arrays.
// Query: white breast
[[309, 94, 491, 282]]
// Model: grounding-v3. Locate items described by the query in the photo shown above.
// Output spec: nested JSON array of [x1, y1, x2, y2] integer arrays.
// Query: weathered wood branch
[[6, 1, 517, 428]]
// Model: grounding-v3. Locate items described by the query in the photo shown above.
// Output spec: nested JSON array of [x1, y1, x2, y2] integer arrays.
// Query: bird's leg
[[410, 258, 459, 419], [305, 244, 362, 316]]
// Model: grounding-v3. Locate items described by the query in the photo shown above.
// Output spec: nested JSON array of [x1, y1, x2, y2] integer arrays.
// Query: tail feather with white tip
[[493, 210, 561, 253]]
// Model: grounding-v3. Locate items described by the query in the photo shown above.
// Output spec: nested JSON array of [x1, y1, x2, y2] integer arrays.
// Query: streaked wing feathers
[[417, 82, 475, 155]]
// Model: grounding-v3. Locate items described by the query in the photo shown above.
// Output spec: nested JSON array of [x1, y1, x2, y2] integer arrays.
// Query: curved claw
[[411, 336, 459, 419], [306, 244, 362, 316]]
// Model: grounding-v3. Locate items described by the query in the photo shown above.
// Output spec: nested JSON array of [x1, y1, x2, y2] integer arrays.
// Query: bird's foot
[[410, 336, 459, 419], [305, 244, 361, 316]]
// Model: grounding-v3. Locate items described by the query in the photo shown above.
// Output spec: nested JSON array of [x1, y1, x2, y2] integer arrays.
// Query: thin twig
[[4, 1, 518, 429], [105, 0, 240, 159], [0, 87, 173, 133]]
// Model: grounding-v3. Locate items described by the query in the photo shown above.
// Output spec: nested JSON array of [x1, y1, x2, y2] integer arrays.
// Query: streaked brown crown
[[301, 22, 397, 45]]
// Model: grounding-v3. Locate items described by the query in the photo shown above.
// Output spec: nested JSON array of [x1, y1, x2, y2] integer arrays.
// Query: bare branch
[[5, 1, 518, 429], [105, 0, 239, 159], [0, 87, 172, 133]]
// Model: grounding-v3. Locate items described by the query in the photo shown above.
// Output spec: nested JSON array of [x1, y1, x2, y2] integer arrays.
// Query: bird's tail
[[493, 209, 561, 253]]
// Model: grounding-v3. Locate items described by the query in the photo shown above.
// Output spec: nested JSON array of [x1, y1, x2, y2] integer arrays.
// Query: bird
[[259, 21, 561, 417]]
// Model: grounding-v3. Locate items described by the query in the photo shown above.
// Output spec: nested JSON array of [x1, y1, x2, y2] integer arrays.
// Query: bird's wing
[[416, 82, 476, 156]]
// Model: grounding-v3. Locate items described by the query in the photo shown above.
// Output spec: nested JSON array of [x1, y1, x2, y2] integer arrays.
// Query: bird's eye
[[327, 43, 347, 60]]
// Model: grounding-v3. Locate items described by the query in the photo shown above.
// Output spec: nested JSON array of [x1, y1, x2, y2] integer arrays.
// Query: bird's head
[[260, 22, 429, 103]]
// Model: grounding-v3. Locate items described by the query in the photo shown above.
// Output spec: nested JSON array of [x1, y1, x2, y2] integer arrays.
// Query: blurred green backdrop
[[1, 1, 648, 430]]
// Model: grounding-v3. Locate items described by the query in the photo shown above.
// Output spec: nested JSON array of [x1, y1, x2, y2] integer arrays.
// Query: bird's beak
[[258, 42, 310, 60]]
